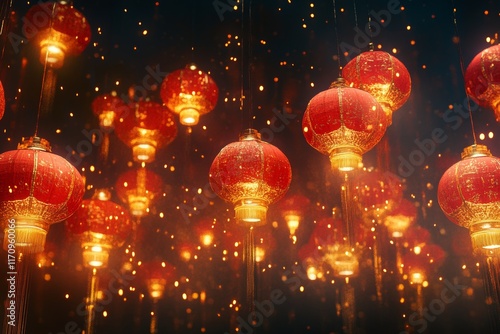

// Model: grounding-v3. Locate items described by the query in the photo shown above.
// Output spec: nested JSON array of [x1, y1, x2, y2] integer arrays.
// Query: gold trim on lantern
[[239, 128, 261, 141], [17, 136, 52, 152], [147, 278, 167, 299], [329, 148, 362, 172], [234, 198, 268, 226], [470, 220, 500, 253], [40, 41, 66, 68], [179, 108, 200, 126], [3, 219, 48, 254], [461, 144, 491, 159]]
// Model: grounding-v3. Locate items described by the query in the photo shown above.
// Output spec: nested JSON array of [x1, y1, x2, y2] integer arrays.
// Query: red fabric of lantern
[[209, 129, 292, 226], [302, 78, 388, 171], [438, 144, 500, 253], [24, 2, 91, 68], [343, 50, 411, 125], [0, 137, 84, 253], [0, 80, 4, 120], [114, 101, 177, 163], [465, 44, 500, 121], [161, 65, 218, 126]]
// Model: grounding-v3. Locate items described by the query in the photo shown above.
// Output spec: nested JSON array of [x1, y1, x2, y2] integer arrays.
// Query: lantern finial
[[17, 137, 52, 152], [461, 144, 491, 159]]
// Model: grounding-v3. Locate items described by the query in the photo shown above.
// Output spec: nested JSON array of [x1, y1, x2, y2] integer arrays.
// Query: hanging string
[[34, 3, 57, 136], [239, 0, 246, 129], [352, 0, 359, 30], [450, 1, 478, 145], [332, 0, 342, 77]]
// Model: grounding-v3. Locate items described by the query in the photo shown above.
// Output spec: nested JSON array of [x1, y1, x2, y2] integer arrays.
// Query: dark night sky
[[1, 0, 500, 333]]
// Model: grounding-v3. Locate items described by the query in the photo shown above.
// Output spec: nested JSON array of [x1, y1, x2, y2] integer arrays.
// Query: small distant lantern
[[384, 199, 417, 238], [161, 64, 218, 126], [278, 193, 311, 237]]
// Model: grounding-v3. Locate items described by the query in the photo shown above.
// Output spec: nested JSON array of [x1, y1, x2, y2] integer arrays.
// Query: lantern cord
[[34, 3, 57, 136], [340, 281, 356, 334], [332, 0, 342, 76], [372, 232, 383, 303], [340, 172, 354, 248], [85, 268, 99, 334], [352, 0, 359, 30], [239, 0, 254, 129], [450, 1, 477, 145], [150, 299, 159, 334], [244, 227, 256, 318]]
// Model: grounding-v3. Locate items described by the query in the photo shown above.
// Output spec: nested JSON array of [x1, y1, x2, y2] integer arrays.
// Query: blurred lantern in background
[[91, 94, 129, 160], [114, 101, 177, 163], [194, 218, 218, 248], [465, 44, 500, 121], [0, 137, 84, 254], [302, 78, 388, 172], [352, 169, 403, 224], [384, 199, 417, 239], [115, 167, 163, 218], [438, 144, 500, 255], [66, 189, 132, 268], [161, 64, 218, 126], [342, 49, 412, 125], [277, 193, 311, 240], [209, 129, 292, 226], [24, 1, 91, 68]]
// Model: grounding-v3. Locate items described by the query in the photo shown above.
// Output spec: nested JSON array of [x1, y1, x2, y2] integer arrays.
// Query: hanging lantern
[[209, 129, 292, 226], [114, 101, 177, 163], [298, 242, 325, 281], [160, 64, 218, 126], [91, 94, 128, 131], [140, 260, 176, 300], [194, 218, 218, 248], [115, 168, 163, 217], [302, 78, 388, 172], [0, 137, 84, 254], [465, 44, 500, 121], [352, 169, 403, 223], [0, 80, 5, 120], [24, 2, 91, 68], [66, 190, 132, 268], [438, 144, 500, 254], [342, 50, 411, 125], [384, 199, 417, 238], [277, 193, 311, 237]]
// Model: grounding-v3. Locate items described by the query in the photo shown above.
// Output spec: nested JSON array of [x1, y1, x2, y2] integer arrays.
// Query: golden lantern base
[[332, 250, 359, 278], [147, 278, 166, 299], [329, 150, 362, 172], [470, 221, 500, 254], [179, 108, 200, 126], [132, 143, 157, 163], [40, 42, 66, 69], [234, 199, 268, 226], [128, 196, 149, 217], [82, 242, 111, 268], [3, 220, 48, 254]]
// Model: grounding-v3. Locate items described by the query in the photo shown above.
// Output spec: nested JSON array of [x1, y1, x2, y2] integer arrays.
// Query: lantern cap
[[329, 77, 346, 89], [239, 128, 261, 141], [17, 136, 52, 152], [461, 144, 491, 159]]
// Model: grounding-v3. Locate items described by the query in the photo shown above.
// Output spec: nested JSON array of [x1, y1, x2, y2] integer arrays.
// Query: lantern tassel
[[244, 227, 256, 320], [340, 278, 356, 334], [340, 172, 354, 247], [100, 132, 110, 163], [40, 67, 57, 116], [85, 268, 99, 334], [372, 233, 383, 303], [150, 299, 159, 334]]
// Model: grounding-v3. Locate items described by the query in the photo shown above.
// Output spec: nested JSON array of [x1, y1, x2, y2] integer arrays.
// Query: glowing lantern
[[438, 144, 500, 254], [343, 50, 411, 125], [0, 137, 84, 254], [24, 2, 91, 68], [384, 199, 417, 238], [209, 129, 292, 226], [465, 44, 500, 121], [66, 191, 132, 268], [0, 80, 4, 120], [114, 101, 177, 163], [115, 168, 163, 217], [302, 78, 388, 172], [194, 219, 218, 247], [352, 169, 403, 222], [160, 64, 218, 126], [278, 193, 311, 237], [140, 260, 176, 300], [298, 242, 324, 281], [91, 94, 128, 130]]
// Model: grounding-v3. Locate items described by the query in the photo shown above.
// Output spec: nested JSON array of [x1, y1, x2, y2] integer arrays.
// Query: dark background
[[0, 0, 500, 333]]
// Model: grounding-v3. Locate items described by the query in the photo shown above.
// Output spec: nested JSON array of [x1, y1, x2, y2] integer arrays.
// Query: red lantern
[[194, 218, 219, 247], [343, 50, 411, 125], [302, 78, 388, 171], [277, 193, 311, 236], [465, 44, 500, 121], [114, 101, 177, 163], [160, 64, 218, 126], [0, 137, 84, 253], [115, 168, 163, 217], [438, 144, 500, 253], [352, 169, 403, 222], [66, 192, 131, 268], [139, 259, 176, 300], [91, 94, 129, 131], [24, 2, 91, 68], [384, 199, 417, 238], [0, 80, 4, 120], [209, 129, 292, 226]]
